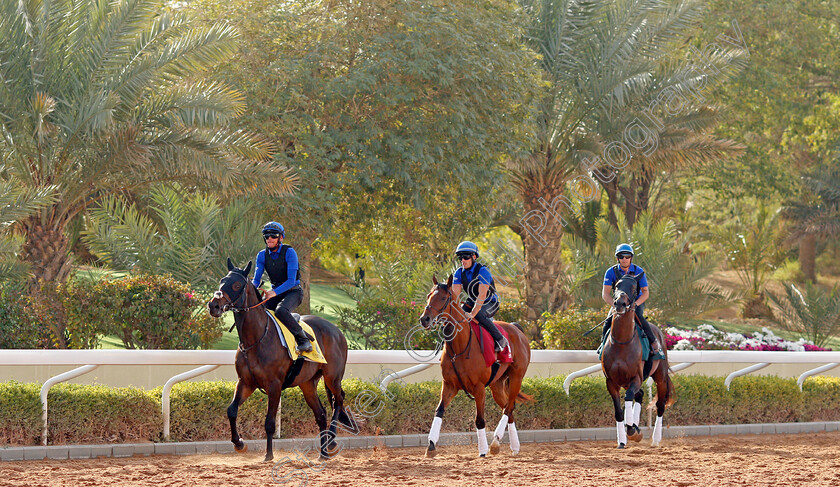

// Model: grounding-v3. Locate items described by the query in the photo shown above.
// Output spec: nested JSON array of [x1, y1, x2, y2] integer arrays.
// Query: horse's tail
[[516, 391, 534, 403], [663, 355, 676, 408]]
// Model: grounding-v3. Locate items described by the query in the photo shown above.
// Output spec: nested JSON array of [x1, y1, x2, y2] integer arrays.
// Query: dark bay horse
[[601, 272, 674, 448], [419, 275, 532, 458], [208, 259, 353, 461]]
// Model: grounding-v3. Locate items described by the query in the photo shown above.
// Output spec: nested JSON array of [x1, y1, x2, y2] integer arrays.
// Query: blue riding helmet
[[455, 241, 479, 259], [615, 243, 634, 257], [262, 221, 285, 238]]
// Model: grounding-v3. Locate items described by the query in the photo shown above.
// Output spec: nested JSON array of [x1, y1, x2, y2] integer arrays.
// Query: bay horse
[[208, 259, 354, 461], [601, 271, 674, 448], [419, 275, 532, 458]]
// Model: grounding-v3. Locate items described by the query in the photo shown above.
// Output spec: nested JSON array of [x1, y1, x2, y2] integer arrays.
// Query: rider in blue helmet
[[451, 241, 508, 354], [600, 243, 663, 357], [252, 222, 312, 353]]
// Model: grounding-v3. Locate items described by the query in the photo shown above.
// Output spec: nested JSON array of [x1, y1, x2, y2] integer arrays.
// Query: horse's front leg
[[474, 385, 489, 457], [606, 378, 626, 449], [625, 378, 643, 442], [426, 381, 457, 458], [264, 380, 283, 462], [228, 379, 254, 453]]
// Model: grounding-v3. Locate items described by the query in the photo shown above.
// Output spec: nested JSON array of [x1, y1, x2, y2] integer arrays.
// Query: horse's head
[[612, 272, 641, 315], [419, 274, 455, 329], [208, 258, 254, 317]]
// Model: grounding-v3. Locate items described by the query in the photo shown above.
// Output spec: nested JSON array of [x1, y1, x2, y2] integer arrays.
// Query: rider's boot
[[292, 328, 313, 353]]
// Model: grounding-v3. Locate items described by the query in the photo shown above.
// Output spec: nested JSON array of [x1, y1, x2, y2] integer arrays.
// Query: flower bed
[[665, 324, 831, 351]]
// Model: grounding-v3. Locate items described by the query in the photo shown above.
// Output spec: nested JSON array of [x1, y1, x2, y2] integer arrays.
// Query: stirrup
[[295, 339, 313, 353], [494, 337, 508, 353]]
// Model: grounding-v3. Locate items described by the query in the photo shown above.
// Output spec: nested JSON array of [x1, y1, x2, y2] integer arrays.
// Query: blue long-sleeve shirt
[[252, 246, 300, 295]]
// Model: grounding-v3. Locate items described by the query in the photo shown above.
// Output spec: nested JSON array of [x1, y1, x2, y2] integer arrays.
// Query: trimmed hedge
[[3, 376, 840, 446]]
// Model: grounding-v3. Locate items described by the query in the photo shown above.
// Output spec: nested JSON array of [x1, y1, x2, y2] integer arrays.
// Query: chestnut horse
[[208, 259, 353, 461], [601, 272, 674, 448], [419, 275, 532, 458]]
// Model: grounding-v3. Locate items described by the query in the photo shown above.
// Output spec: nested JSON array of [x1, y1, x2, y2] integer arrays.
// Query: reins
[[427, 287, 479, 401]]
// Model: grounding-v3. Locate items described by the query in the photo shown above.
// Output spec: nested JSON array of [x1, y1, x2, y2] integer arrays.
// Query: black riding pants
[[265, 287, 305, 337], [602, 303, 657, 344], [462, 301, 503, 343]]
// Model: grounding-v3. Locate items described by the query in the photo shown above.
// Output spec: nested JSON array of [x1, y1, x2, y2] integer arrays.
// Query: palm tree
[[510, 0, 746, 318], [779, 164, 840, 283], [0, 180, 57, 282], [768, 282, 840, 348], [82, 185, 264, 291], [0, 0, 296, 289]]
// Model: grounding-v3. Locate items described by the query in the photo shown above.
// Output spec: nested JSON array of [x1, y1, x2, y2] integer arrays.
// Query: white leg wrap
[[624, 400, 635, 426], [494, 414, 509, 441], [652, 415, 663, 446], [616, 421, 627, 446], [633, 401, 642, 427], [477, 428, 489, 456], [508, 423, 520, 454], [428, 416, 442, 444]]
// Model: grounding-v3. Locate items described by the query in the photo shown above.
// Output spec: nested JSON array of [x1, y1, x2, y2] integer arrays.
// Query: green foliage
[[566, 211, 730, 320], [83, 185, 263, 292], [711, 205, 783, 316], [5, 376, 840, 445], [0, 0, 293, 285], [0, 289, 48, 349], [63, 274, 223, 349], [335, 298, 436, 351], [767, 282, 840, 348], [539, 307, 606, 351], [0, 181, 57, 282]]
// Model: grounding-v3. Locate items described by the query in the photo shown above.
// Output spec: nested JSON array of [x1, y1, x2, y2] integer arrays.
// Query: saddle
[[472, 321, 513, 368], [266, 310, 327, 363]]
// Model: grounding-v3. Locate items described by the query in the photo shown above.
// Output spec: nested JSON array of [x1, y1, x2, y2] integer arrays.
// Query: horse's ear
[[446, 274, 453, 287], [244, 261, 253, 277], [433, 275, 438, 285], [226, 257, 234, 271]]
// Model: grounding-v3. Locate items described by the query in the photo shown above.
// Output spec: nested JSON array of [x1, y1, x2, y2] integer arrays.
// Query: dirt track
[[3, 432, 840, 486]]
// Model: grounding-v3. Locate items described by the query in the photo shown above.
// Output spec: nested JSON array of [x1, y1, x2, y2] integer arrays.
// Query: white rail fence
[[2, 350, 840, 446]]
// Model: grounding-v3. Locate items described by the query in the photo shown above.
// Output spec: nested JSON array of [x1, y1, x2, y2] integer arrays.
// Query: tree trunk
[[20, 214, 73, 348], [603, 178, 619, 227], [296, 234, 314, 314], [511, 192, 572, 323], [800, 233, 817, 283]]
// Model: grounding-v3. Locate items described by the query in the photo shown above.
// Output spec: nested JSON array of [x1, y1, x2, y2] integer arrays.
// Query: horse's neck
[[236, 291, 268, 345], [612, 309, 636, 342], [445, 300, 473, 355]]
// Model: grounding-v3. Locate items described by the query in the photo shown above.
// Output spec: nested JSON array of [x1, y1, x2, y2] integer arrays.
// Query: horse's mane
[[437, 283, 450, 291]]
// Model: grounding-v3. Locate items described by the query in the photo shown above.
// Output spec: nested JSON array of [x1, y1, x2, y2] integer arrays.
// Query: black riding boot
[[291, 328, 313, 353]]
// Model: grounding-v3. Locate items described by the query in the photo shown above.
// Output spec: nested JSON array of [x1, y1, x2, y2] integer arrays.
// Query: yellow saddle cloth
[[267, 310, 328, 363]]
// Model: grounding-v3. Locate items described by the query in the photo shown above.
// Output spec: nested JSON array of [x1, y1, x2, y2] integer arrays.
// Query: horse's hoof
[[628, 426, 642, 442], [489, 438, 501, 455], [511, 449, 519, 456], [425, 440, 437, 458], [617, 443, 625, 449], [234, 441, 247, 453], [263, 453, 274, 462], [651, 440, 661, 447], [479, 453, 486, 458]]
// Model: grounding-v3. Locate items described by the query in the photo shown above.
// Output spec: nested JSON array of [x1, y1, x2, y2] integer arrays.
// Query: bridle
[[214, 272, 271, 314], [214, 271, 271, 351], [423, 285, 479, 399], [610, 277, 639, 345]]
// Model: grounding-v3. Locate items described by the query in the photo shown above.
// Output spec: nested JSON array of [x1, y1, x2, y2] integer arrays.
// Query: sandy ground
[[3, 432, 840, 487]]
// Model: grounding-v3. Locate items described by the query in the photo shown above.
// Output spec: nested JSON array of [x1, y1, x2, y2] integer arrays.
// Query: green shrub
[[495, 299, 528, 324], [335, 297, 438, 350], [4, 375, 840, 445], [540, 307, 606, 350], [0, 290, 48, 348], [63, 274, 223, 349]]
